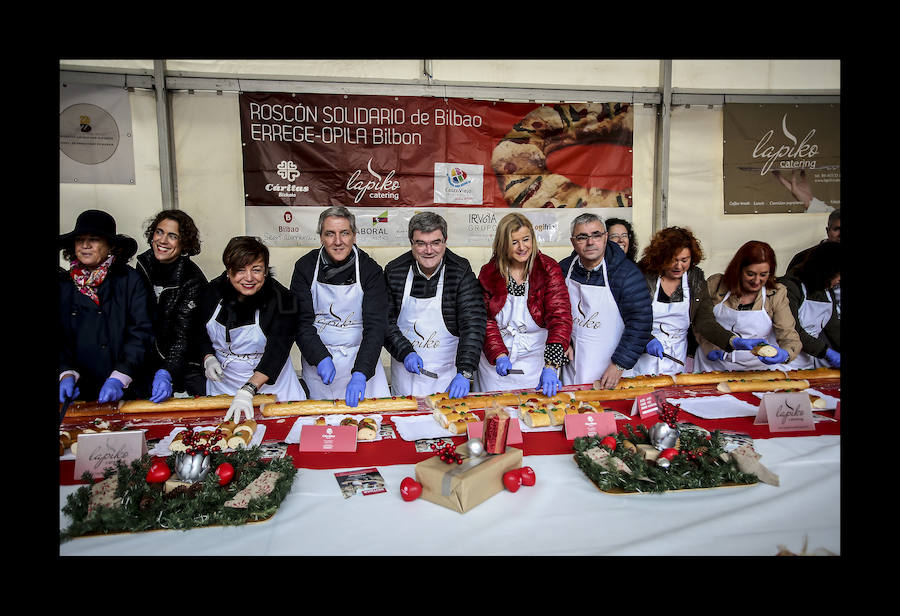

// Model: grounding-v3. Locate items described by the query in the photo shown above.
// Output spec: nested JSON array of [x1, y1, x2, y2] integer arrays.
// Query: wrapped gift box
[[415, 444, 522, 513]]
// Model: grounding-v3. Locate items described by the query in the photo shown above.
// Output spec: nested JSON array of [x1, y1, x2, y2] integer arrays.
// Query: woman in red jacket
[[477, 213, 572, 396]]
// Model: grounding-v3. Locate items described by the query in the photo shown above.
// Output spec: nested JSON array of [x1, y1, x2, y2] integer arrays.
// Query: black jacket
[[195, 273, 298, 382], [558, 242, 652, 370], [290, 246, 388, 380], [59, 239, 154, 400], [778, 273, 840, 358], [136, 250, 207, 380], [383, 249, 486, 375]]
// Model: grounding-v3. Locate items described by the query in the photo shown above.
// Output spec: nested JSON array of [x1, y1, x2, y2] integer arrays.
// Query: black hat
[[59, 209, 117, 245], [59, 209, 138, 261]]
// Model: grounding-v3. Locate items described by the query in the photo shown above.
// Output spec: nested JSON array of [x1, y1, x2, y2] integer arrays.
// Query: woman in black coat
[[59, 210, 154, 403], [136, 210, 208, 399]]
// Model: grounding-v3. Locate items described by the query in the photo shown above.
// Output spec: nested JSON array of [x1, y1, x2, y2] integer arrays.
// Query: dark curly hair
[[721, 240, 778, 295], [637, 226, 703, 277], [605, 217, 638, 261], [794, 241, 839, 292], [144, 210, 202, 257]]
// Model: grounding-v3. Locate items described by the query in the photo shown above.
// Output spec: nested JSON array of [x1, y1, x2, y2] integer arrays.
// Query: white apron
[[300, 246, 390, 400], [390, 265, 459, 396], [694, 290, 785, 373], [477, 282, 548, 392], [625, 274, 690, 377], [205, 303, 305, 402], [561, 259, 625, 386], [787, 283, 834, 370]]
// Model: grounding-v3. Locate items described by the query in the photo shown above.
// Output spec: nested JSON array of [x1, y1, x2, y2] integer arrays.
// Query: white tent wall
[[59, 59, 840, 380]]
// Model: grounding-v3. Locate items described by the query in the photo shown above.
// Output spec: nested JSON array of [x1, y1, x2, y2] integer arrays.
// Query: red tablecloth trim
[[59, 385, 840, 485]]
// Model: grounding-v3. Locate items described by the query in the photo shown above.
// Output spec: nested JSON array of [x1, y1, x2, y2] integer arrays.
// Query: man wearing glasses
[[558, 213, 652, 389], [290, 206, 391, 406], [383, 212, 486, 398]]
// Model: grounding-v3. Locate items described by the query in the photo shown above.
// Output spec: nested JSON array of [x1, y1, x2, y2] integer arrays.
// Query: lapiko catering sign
[[239, 91, 633, 212], [723, 104, 839, 214]]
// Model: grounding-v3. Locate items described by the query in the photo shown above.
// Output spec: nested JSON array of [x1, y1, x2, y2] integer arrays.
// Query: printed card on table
[[564, 411, 617, 440], [334, 467, 386, 499], [754, 392, 816, 432], [299, 424, 358, 452], [74, 431, 147, 479], [630, 390, 663, 418]]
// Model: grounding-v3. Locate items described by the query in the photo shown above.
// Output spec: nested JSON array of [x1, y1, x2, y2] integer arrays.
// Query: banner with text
[[723, 103, 840, 214], [239, 92, 633, 245]]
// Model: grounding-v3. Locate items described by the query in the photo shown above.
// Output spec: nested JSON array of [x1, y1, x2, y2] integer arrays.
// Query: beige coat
[[698, 273, 802, 361]]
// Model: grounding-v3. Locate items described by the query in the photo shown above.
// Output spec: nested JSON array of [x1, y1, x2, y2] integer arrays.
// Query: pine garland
[[60, 447, 297, 542], [573, 426, 758, 494]]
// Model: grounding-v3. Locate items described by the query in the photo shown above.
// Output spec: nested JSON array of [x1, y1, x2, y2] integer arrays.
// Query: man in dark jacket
[[558, 214, 652, 389], [383, 212, 486, 398], [290, 207, 390, 406]]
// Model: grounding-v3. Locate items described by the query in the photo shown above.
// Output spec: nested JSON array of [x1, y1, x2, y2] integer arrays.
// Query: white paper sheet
[[666, 395, 759, 419]]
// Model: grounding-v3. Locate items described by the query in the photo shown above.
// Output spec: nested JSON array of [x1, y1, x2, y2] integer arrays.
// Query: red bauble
[[600, 435, 617, 450], [400, 477, 422, 501], [503, 469, 522, 492], [519, 466, 536, 486], [146, 459, 171, 483], [659, 448, 678, 461], [215, 462, 235, 486]]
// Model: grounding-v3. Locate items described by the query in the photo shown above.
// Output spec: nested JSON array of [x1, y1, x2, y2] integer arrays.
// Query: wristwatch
[[460, 370, 474, 381], [241, 382, 259, 395]]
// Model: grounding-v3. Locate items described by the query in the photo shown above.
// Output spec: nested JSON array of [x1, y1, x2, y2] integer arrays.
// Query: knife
[[505, 369, 525, 375], [58, 395, 74, 427], [661, 352, 684, 367], [420, 368, 438, 379]]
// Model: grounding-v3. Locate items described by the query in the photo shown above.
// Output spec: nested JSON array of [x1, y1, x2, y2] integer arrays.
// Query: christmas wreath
[[60, 446, 297, 542], [573, 424, 759, 494]]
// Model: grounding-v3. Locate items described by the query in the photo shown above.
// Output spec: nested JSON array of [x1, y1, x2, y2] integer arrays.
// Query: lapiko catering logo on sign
[[752, 113, 820, 176], [347, 157, 400, 204], [265, 160, 309, 198]]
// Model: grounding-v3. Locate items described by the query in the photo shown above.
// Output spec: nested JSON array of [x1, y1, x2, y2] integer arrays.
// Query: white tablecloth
[[58, 435, 840, 556]]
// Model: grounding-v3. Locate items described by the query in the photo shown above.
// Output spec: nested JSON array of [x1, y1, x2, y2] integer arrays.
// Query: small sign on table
[[74, 431, 147, 479]]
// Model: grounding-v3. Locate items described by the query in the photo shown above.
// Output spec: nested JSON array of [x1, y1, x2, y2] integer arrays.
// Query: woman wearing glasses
[[627, 227, 766, 377], [605, 217, 638, 262], [477, 213, 572, 397]]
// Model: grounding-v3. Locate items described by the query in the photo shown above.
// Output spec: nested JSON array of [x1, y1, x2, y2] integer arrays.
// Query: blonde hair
[[493, 212, 537, 281]]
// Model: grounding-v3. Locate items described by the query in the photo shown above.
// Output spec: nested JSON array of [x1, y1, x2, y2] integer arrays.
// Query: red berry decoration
[[519, 466, 536, 486], [400, 477, 422, 501], [503, 469, 522, 492], [430, 441, 463, 465], [600, 435, 617, 450]]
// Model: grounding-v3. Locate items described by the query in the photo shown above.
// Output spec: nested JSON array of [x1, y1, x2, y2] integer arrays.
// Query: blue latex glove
[[98, 377, 125, 403], [824, 348, 841, 368], [404, 352, 423, 374], [759, 347, 789, 365], [706, 349, 727, 362], [59, 376, 80, 404], [646, 337, 664, 359], [539, 367, 561, 397], [317, 357, 336, 385], [495, 356, 512, 376], [150, 369, 173, 403], [730, 337, 768, 351], [447, 373, 470, 399], [345, 371, 367, 407]]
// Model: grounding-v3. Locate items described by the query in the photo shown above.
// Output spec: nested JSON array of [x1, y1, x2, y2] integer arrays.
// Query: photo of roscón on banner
[[239, 92, 634, 245]]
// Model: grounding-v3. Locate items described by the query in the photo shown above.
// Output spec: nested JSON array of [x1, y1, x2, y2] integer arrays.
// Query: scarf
[[319, 248, 357, 283], [69, 254, 115, 305]]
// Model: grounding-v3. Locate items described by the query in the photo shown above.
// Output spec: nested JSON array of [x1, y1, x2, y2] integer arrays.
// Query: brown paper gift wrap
[[415, 445, 523, 513]]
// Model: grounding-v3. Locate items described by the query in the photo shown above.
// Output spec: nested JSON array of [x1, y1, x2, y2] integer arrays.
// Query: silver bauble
[[465, 437, 485, 457], [175, 452, 211, 483], [649, 422, 680, 450]]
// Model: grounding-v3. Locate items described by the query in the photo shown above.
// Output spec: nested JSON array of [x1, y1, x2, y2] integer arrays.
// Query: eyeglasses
[[572, 231, 607, 243], [608, 233, 628, 241], [413, 239, 444, 249]]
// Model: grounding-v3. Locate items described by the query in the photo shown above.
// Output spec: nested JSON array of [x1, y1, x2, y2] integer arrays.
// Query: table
[[59, 384, 841, 556]]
